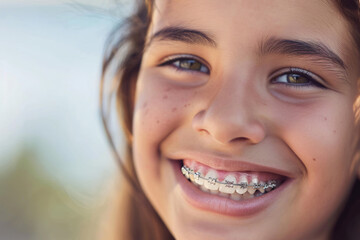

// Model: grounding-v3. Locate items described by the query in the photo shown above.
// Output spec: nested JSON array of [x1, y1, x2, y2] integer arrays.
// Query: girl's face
[[133, 0, 360, 239]]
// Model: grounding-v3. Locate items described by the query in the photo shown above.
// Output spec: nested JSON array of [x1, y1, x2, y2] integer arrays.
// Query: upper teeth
[[181, 165, 279, 195]]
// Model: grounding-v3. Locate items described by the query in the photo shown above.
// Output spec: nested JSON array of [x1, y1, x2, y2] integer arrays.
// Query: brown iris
[[179, 59, 202, 71], [288, 73, 309, 84]]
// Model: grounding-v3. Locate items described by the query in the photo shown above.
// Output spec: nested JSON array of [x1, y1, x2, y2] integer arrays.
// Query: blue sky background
[[0, 0, 131, 195]]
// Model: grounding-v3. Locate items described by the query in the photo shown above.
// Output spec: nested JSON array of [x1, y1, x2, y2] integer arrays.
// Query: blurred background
[[0, 0, 131, 239]]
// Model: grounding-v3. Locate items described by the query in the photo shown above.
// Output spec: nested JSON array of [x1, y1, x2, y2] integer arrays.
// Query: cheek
[[132, 76, 196, 175], [134, 85, 191, 142], [273, 97, 356, 172], [273, 98, 357, 228]]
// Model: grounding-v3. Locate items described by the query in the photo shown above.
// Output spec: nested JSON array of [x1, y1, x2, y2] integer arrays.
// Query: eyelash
[[271, 68, 325, 89], [159, 55, 210, 74], [159, 56, 325, 89]]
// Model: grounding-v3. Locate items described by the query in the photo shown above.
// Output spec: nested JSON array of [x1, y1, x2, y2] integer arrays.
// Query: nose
[[192, 78, 266, 145]]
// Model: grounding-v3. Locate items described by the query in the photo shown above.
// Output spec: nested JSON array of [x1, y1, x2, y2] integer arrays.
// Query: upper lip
[[167, 150, 295, 178]]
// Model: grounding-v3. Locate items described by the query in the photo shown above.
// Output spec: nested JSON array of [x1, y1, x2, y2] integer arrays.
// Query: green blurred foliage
[[0, 147, 102, 240]]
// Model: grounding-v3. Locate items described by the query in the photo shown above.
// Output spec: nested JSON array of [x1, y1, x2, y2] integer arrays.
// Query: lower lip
[[171, 160, 291, 217]]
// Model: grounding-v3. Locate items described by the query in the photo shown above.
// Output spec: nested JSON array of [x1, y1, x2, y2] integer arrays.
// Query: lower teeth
[[181, 165, 281, 201]]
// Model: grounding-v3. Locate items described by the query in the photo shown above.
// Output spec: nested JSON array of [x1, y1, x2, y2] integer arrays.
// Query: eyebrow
[[147, 26, 347, 77], [259, 37, 346, 70], [146, 26, 217, 48]]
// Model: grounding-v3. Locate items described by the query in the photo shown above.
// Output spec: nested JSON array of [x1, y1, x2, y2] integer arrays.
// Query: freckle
[[163, 95, 168, 99], [172, 107, 177, 112], [156, 120, 160, 124], [312, 158, 316, 161]]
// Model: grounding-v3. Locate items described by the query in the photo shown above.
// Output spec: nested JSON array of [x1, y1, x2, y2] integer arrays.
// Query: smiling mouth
[[181, 160, 285, 201]]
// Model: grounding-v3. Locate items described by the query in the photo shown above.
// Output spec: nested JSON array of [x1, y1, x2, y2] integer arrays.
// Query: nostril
[[199, 129, 210, 135], [230, 137, 249, 143]]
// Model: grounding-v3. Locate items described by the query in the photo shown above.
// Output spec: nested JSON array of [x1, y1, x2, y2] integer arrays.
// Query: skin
[[132, 0, 360, 239]]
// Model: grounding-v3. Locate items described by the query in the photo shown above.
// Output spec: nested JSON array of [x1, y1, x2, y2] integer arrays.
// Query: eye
[[271, 68, 325, 88], [159, 55, 210, 74]]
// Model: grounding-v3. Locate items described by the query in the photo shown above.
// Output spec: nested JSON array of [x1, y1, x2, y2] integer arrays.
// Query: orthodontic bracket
[[181, 166, 278, 190]]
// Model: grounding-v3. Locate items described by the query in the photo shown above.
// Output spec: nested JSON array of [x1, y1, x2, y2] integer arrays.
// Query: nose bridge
[[213, 74, 256, 116], [193, 71, 266, 145]]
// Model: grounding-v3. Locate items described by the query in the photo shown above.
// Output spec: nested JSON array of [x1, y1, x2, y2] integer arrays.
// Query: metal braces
[[181, 166, 278, 190]]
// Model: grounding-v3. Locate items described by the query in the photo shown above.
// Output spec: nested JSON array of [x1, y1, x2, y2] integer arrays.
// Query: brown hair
[[100, 1, 172, 239], [100, 1, 360, 239]]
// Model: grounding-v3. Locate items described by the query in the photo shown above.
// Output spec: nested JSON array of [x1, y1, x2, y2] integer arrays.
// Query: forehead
[[151, 0, 341, 33], [149, 0, 358, 75]]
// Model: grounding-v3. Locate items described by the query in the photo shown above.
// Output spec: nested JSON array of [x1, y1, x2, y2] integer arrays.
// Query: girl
[[100, 0, 360, 239]]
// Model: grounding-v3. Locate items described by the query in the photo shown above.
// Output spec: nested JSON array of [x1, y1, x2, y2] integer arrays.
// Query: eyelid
[[159, 54, 211, 72]]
